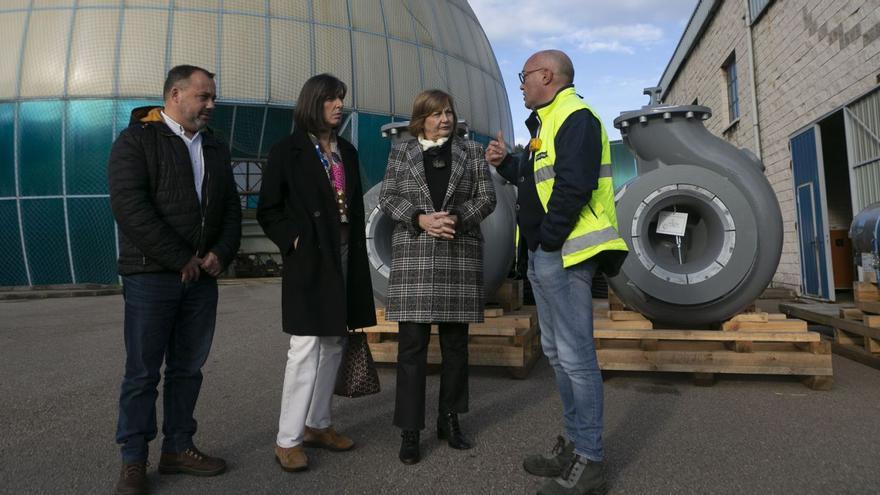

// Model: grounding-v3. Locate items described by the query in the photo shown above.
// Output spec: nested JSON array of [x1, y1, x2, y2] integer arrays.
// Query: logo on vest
[[534, 151, 548, 162]]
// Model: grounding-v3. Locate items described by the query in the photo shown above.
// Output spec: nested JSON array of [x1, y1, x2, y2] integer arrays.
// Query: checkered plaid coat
[[379, 137, 496, 323]]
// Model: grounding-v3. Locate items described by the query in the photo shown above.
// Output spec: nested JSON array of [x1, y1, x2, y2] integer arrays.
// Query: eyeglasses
[[518, 68, 547, 83]]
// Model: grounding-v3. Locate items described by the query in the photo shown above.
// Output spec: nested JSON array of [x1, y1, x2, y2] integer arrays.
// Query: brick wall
[[663, 0, 880, 291]]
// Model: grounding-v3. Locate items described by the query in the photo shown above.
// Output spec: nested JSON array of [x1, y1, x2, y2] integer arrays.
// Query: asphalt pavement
[[2, 281, 879, 494]]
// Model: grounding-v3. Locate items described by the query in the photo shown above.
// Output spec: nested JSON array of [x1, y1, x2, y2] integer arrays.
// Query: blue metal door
[[791, 127, 832, 299]]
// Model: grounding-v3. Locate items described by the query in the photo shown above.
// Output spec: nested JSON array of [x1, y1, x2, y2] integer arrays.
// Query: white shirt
[[161, 111, 205, 202]]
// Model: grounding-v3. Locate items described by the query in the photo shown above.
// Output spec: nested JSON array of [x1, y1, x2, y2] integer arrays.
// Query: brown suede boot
[[303, 426, 355, 451], [114, 462, 148, 495], [158, 447, 226, 476], [275, 445, 308, 472]]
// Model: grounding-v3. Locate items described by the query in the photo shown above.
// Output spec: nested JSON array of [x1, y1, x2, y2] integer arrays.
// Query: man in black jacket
[[108, 65, 241, 495]]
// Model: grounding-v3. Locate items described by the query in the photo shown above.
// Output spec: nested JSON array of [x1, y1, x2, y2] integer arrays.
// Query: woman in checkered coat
[[379, 89, 496, 465]]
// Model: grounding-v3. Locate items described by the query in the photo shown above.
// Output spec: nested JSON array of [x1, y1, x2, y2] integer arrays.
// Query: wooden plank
[[839, 308, 864, 320], [608, 289, 625, 311], [802, 375, 834, 391], [733, 341, 754, 353], [782, 303, 880, 341], [721, 320, 808, 332], [863, 314, 880, 327], [369, 341, 533, 367], [608, 311, 648, 322], [594, 329, 820, 342], [484, 307, 505, 318], [857, 300, 880, 314], [639, 339, 659, 351], [593, 319, 654, 330], [596, 348, 833, 376], [854, 281, 880, 302], [832, 342, 880, 370], [376, 307, 508, 319], [834, 328, 863, 346], [367, 311, 537, 338], [730, 312, 769, 323]]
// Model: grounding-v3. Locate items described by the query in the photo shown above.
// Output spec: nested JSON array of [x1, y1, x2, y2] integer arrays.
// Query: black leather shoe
[[399, 430, 420, 465], [437, 412, 473, 450]]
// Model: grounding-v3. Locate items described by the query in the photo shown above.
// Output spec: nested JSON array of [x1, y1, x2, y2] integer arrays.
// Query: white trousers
[[276, 335, 345, 448]]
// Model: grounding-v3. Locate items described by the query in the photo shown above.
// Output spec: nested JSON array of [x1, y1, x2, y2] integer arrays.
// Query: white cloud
[[470, 0, 695, 54]]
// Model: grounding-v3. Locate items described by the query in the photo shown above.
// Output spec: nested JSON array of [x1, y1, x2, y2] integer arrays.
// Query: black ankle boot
[[437, 412, 472, 450], [399, 430, 420, 464]]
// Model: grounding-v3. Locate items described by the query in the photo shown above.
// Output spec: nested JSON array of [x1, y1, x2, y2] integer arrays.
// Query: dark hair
[[408, 89, 457, 138], [163, 65, 215, 99], [294, 74, 348, 133]]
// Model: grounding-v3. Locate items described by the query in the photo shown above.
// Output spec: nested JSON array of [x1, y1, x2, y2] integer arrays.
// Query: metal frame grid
[[0, 1, 514, 286]]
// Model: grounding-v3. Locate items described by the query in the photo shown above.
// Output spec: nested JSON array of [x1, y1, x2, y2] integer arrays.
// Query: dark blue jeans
[[528, 248, 603, 461], [116, 273, 218, 463]]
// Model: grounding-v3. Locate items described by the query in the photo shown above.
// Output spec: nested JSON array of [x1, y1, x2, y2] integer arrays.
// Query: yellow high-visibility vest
[[533, 87, 628, 267]]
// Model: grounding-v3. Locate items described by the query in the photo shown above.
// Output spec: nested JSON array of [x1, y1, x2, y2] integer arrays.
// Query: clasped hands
[[418, 212, 458, 239], [181, 252, 223, 282]]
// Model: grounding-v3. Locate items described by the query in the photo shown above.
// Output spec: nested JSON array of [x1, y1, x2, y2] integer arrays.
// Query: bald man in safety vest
[[486, 50, 628, 495]]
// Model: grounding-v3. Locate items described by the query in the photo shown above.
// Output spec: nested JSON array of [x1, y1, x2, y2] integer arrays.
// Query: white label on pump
[[656, 211, 689, 237]]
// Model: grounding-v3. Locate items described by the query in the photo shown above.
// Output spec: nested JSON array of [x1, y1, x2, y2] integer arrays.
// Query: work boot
[[524, 435, 575, 477], [158, 446, 226, 476], [303, 426, 355, 451], [114, 462, 148, 495], [399, 430, 421, 465], [437, 412, 472, 450], [536, 454, 607, 495], [274, 445, 308, 472]]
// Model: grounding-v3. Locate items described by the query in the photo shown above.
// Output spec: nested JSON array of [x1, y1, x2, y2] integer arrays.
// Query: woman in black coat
[[257, 74, 375, 473], [379, 90, 496, 465]]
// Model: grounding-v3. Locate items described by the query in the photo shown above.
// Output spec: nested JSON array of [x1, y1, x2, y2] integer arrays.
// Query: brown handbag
[[334, 331, 381, 398]]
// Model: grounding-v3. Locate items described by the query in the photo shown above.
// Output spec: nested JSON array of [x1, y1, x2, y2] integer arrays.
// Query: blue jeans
[[116, 273, 218, 463], [528, 248, 603, 461]]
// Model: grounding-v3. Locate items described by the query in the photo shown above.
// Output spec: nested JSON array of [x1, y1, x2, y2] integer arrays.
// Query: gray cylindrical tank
[[609, 90, 783, 327], [849, 202, 880, 279], [849, 202, 880, 254], [364, 121, 517, 303]]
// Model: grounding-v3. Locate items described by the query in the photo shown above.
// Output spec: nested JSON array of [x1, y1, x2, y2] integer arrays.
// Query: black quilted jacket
[[108, 106, 241, 276]]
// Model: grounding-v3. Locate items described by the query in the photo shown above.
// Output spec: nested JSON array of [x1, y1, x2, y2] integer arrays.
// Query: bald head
[[519, 49, 575, 109], [532, 50, 574, 86]]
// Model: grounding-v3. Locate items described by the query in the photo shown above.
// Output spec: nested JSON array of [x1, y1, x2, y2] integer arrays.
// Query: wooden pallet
[[487, 278, 523, 312], [367, 307, 540, 378], [853, 281, 880, 314], [836, 308, 880, 353], [594, 306, 833, 390], [780, 302, 880, 370]]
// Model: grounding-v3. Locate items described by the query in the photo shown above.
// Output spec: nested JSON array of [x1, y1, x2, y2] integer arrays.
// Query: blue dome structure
[[0, 0, 514, 286]]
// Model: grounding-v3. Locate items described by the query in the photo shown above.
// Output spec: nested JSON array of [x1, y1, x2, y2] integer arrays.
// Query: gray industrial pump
[[609, 89, 783, 327], [849, 202, 880, 281]]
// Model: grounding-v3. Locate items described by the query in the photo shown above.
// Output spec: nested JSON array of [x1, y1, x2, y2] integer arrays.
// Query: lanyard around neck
[[313, 143, 334, 182]]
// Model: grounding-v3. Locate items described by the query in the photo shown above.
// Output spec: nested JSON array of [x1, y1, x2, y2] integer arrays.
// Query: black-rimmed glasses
[[518, 68, 546, 83]]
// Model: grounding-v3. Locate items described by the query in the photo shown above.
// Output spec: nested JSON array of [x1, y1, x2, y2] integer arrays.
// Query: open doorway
[[818, 111, 854, 302]]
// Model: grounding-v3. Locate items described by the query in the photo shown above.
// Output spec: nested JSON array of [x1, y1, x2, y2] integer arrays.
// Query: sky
[[469, 0, 700, 145]]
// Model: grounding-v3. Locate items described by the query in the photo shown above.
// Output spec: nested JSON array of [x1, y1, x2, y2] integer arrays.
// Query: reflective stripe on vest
[[562, 226, 621, 257], [534, 164, 612, 184]]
